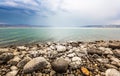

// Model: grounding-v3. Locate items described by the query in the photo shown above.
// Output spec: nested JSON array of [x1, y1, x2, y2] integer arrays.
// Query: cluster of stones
[[0, 40, 120, 76]]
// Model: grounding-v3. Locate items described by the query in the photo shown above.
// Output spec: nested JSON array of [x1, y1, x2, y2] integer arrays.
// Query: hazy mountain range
[[0, 24, 120, 28]]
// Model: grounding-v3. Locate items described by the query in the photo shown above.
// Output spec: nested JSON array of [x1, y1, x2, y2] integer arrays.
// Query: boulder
[[51, 58, 68, 73], [23, 57, 48, 73]]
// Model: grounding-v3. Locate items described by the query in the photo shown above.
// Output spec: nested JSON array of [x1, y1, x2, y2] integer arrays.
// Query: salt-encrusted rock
[[51, 58, 68, 73], [70, 57, 82, 69], [105, 69, 120, 76], [6, 70, 18, 76], [0, 53, 14, 64], [56, 45, 66, 52], [23, 57, 48, 73], [17, 57, 31, 68], [8, 56, 21, 65]]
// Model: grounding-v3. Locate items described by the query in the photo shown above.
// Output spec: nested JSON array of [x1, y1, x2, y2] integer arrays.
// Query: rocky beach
[[0, 40, 120, 76]]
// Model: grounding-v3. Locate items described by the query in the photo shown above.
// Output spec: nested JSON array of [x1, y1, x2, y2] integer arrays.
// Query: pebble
[[105, 69, 120, 76], [51, 58, 68, 73], [23, 57, 48, 73]]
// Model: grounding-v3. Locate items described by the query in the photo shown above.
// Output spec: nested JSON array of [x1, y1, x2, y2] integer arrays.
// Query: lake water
[[0, 27, 120, 46]]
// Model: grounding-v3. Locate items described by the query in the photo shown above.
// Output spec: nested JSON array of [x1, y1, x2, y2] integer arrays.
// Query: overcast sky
[[0, 0, 120, 26]]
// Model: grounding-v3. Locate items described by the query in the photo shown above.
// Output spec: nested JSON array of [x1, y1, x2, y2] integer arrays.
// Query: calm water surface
[[0, 27, 120, 46]]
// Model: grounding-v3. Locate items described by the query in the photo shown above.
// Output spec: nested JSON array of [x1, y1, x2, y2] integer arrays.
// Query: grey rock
[[105, 69, 120, 76], [23, 57, 48, 73], [113, 49, 120, 57], [17, 57, 31, 68], [52, 58, 68, 73], [0, 53, 14, 64]]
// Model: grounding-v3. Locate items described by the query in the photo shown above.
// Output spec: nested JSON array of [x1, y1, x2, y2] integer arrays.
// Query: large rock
[[105, 69, 120, 76], [23, 57, 48, 73], [51, 58, 68, 73], [56, 45, 66, 52], [0, 53, 14, 64]]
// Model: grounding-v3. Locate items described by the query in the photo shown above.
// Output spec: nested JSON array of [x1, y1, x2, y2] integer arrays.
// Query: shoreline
[[0, 40, 120, 76]]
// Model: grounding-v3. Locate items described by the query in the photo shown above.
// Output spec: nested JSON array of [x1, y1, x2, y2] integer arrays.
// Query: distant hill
[[0, 24, 120, 28]]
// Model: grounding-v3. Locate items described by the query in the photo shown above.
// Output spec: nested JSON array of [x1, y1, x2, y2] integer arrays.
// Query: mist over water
[[0, 27, 120, 46]]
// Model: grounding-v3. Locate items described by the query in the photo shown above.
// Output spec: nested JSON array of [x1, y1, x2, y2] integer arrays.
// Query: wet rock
[[105, 69, 120, 76], [23, 57, 48, 73], [51, 58, 68, 73], [17, 57, 31, 68], [0, 53, 14, 64], [6, 70, 18, 76], [56, 45, 66, 52]]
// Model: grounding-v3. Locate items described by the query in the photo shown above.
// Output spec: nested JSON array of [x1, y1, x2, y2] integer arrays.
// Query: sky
[[0, 0, 120, 26]]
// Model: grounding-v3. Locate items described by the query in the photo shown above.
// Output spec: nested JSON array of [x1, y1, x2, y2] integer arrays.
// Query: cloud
[[0, 0, 120, 25]]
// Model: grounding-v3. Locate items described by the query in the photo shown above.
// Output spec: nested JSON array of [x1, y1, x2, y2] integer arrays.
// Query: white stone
[[6, 70, 18, 76], [10, 66, 18, 71], [105, 69, 120, 76], [56, 45, 66, 52], [17, 46, 28, 50], [67, 53, 76, 58], [72, 57, 81, 62]]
